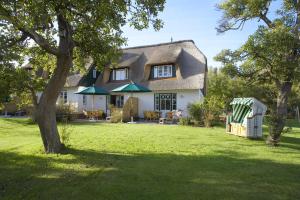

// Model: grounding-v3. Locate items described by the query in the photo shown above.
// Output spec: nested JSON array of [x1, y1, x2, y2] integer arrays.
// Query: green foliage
[[179, 117, 192, 126], [200, 96, 225, 127], [187, 101, 203, 122], [0, 0, 166, 105], [1, 0, 166, 68], [59, 121, 74, 146], [215, 0, 300, 141]]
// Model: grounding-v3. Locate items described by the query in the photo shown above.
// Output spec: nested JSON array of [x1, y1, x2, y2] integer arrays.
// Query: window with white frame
[[153, 65, 173, 78], [154, 93, 177, 111], [83, 95, 87, 106], [92, 69, 97, 78], [60, 91, 68, 104], [112, 68, 128, 81]]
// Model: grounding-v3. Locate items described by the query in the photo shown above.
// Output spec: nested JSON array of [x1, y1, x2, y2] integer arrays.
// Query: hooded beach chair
[[226, 97, 267, 138]]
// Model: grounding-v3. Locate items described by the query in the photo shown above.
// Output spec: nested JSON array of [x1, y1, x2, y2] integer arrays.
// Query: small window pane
[[93, 69, 97, 78]]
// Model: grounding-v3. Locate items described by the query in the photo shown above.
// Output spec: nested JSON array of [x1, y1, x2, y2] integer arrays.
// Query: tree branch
[[1, 33, 28, 49], [259, 12, 274, 28], [26, 85, 38, 107], [0, 5, 59, 56], [19, 28, 59, 56]]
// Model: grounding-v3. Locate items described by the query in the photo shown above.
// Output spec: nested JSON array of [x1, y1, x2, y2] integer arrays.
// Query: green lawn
[[0, 118, 300, 200]]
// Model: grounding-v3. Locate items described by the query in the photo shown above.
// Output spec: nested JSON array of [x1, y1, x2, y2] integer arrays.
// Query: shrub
[[59, 121, 74, 146], [179, 117, 192, 126], [188, 102, 203, 124], [201, 96, 225, 127], [110, 108, 123, 123], [56, 104, 76, 122], [187, 97, 224, 127]]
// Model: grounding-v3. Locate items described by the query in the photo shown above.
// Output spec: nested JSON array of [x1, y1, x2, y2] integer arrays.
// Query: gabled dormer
[[149, 64, 176, 80], [109, 67, 129, 82]]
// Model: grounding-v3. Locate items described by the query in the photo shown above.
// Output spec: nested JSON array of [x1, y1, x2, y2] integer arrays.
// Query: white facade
[[96, 89, 203, 118], [39, 87, 203, 118], [123, 89, 203, 118], [55, 87, 107, 113]]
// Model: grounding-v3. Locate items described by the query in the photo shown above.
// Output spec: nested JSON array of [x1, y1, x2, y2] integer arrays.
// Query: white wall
[[122, 89, 203, 118], [75, 86, 107, 112], [80, 95, 107, 112], [38, 88, 203, 117]]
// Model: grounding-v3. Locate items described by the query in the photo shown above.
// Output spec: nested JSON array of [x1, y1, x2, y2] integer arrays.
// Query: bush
[[110, 108, 123, 123], [179, 117, 192, 126], [56, 104, 76, 122], [188, 102, 203, 124], [187, 97, 224, 127], [59, 121, 74, 146]]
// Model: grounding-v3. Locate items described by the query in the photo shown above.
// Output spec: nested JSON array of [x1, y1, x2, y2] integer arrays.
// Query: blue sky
[[122, 0, 280, 67]]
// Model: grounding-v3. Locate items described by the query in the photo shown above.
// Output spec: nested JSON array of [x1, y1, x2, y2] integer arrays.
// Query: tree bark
[[35, 54, 73, 153], [268, 82, 292, 145], [35, 13, 74, 153]]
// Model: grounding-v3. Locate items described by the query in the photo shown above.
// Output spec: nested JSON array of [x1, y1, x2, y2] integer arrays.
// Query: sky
[[122, 0, 280, 67]]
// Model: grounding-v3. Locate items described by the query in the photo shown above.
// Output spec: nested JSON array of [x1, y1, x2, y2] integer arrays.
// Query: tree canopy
[[215, 0, 300, 145], [0, 0, 166, 153]]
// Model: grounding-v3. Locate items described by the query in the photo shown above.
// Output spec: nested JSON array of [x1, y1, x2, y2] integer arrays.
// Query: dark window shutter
[[172, 65, 176, 77], [150, 66, 154, 79], [109, 70, 113, 81]]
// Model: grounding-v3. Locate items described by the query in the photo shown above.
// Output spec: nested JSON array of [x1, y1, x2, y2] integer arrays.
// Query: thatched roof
[[115, 52, 141, 67], [95, 40, 207, 91], [65, 74, 83, 87]]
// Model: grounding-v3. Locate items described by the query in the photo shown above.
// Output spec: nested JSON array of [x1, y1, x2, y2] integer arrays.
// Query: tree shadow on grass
[[0, 148, 299, 200], [0, 118, 35, 126], [280, 135, 300, 151]]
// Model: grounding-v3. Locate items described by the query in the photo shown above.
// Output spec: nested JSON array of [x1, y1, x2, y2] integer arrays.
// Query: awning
[[111, 81, 151, 93], [229, 97, 267, 124], [75, 86, 109, 95], [230, 98, 254, 123], [230, 98, 254, 106]]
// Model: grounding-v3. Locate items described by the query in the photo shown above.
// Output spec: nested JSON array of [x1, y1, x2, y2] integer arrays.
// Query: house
[[59, 40, 207, 118]]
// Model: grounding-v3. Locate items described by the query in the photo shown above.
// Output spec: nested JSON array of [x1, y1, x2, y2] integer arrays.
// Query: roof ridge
[[121, 40, 195, 50]]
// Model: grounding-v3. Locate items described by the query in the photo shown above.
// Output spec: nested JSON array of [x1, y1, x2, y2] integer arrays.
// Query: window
[[110, 95, 124, 108], [116, 95, 124, 108], [153, 65, 173, 78], [112, 68, 128, 81], [60, 91, 68, 104], [92, 69, 97, 78], [154, 93, 177, 111], [83, 95, 87, 106]]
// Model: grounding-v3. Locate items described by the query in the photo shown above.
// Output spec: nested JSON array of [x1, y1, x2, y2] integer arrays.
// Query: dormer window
[[112, 68, 128, 81], [153, 65, 174, 78], [92, 69, 97, 78]]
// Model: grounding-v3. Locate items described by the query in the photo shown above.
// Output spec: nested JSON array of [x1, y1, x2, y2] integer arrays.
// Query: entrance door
[[159, 93, 172, 117]]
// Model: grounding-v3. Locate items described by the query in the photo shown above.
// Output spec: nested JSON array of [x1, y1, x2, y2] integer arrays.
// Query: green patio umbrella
[[75, 86, 109, 119], [112, 81, 151, 123]]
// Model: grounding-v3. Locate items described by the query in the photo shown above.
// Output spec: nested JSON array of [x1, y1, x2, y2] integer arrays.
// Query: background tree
[[215, 0, 300, 145], [0, 0, 165, 153]]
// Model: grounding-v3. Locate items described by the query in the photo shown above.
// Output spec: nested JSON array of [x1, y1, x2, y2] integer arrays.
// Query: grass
[[0, 118, 300, 200]]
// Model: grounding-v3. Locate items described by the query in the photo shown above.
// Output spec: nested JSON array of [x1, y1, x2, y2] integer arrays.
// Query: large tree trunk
[[36, 54, 73, 153], [35, 13, 74, 153], [268, 82, 292, 145], [36, 104, 61, 153]]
